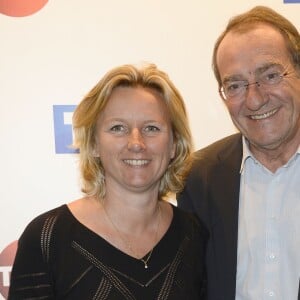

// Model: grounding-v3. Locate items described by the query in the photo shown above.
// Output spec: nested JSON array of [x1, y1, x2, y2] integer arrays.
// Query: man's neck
[[249, 136, 300, 173]]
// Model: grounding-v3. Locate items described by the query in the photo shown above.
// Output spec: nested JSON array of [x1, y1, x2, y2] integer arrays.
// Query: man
[[178, 6, 300, 300]]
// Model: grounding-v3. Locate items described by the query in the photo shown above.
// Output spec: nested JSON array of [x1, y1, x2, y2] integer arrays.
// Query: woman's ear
[[170, 140, 176, 160], [92, 144, 100, 157]]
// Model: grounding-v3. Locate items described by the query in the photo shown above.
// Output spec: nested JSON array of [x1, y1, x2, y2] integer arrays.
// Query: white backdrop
[[0, 0, 299, 298]]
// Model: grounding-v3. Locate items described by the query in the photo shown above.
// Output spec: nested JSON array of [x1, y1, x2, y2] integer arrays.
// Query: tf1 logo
[[53, 105, 79, 154], [0, 241, 18, 299]]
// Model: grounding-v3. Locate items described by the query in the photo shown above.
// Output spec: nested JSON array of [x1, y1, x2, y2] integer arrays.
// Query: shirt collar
[[240, 137, 300, 173], [240, 136, 253, 174]]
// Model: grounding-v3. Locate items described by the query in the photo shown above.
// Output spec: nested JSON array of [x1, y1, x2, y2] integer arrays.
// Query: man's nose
[[244, 81, 267, 110]]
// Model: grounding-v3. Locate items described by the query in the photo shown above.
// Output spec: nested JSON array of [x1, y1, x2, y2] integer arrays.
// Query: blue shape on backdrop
[[284, 0, 300, 3], [53, 105, 79, 154]]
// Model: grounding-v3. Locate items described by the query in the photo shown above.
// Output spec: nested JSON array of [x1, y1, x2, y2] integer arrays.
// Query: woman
[[9, 63, 208, 299]]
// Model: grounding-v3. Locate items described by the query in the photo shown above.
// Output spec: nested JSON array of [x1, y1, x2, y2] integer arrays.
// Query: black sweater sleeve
[[8, 212, 56, 300]]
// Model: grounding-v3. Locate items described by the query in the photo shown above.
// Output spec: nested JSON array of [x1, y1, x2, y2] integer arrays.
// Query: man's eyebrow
[[222, 63, 283, 84], [222, 75, 246, 84], [255, 63, 282, 74]]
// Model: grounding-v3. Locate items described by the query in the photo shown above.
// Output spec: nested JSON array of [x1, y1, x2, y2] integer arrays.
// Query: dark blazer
[[177, 133, 243, 300]]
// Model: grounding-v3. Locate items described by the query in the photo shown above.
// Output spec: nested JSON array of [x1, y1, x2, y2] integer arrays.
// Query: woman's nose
[[127, 128, 146, 151]]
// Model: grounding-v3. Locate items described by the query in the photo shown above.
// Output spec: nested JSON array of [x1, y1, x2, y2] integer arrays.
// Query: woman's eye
[[145, 125, 160, 132], [110, 125, 125, 132]]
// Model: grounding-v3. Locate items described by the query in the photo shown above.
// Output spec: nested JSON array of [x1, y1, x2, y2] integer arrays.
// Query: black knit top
[[9, 204, 208, 300]]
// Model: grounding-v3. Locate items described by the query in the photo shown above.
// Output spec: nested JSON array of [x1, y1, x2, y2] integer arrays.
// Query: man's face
[[216, 24, 300, 152]]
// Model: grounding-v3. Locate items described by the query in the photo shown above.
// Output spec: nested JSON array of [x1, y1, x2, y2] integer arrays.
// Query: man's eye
[[226, 82, 243, 92], [264, 71, 281, 82]]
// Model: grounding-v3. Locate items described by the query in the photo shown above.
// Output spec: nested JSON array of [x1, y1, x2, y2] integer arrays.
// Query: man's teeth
[[251, 108, 277, 120], [124, 159, 149, 166]]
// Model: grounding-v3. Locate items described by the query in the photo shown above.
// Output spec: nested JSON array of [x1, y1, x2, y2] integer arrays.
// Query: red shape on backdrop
[[0, 241, 18, 299], [0, 0, 48, 17]]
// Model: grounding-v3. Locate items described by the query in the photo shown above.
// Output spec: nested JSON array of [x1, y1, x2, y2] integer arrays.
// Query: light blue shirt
[[235, 138, 300, 300]]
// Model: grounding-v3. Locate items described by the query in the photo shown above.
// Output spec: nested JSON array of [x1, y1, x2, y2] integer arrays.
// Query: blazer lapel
[[209, 133, 242, 298]]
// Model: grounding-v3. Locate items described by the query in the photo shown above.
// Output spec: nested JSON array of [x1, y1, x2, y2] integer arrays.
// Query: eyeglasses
[[219, 71, 289, 101]]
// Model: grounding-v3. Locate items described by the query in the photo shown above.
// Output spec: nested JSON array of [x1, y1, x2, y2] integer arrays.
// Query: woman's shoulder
[[18, 204, 70, 245], [172, 204, 209, 240], [25, 204, 68, 227]]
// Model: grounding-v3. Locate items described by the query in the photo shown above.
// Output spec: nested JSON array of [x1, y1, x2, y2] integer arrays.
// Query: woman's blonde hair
[[73, 63, 193, 200]]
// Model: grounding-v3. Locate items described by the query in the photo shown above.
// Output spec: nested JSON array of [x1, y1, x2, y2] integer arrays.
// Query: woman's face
[[95, 86, 176, 196]]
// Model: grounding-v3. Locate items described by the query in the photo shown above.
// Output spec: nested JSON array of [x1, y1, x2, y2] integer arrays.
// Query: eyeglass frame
[[219, 71, 289, 101]]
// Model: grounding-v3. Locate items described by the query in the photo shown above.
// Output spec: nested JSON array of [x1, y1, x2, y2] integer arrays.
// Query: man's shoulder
[[194, 133, 242, 161], [181, 133, 242, 198]]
